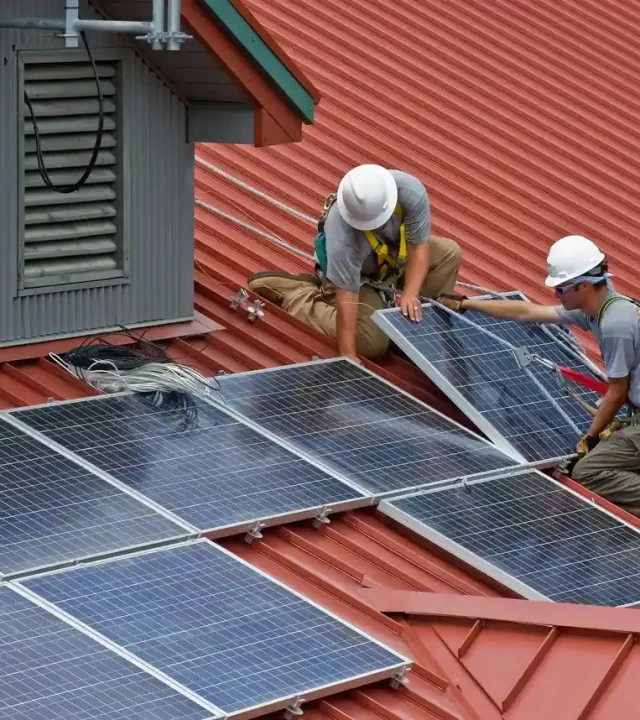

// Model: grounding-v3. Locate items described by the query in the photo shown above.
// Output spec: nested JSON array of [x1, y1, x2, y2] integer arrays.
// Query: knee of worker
[[423, 236, 462, 298], [571, 455, 597, 485], [356, 322, 390, 360]]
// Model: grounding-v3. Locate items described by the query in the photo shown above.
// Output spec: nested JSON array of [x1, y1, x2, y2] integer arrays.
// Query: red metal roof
[[4, 0, 640, 715]]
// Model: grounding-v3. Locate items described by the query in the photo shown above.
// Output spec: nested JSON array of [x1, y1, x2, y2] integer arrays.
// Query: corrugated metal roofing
[[194, 0, 640, 357]]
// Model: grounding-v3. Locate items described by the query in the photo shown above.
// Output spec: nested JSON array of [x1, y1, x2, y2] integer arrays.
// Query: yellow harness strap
[[363, 204, 407, 281]]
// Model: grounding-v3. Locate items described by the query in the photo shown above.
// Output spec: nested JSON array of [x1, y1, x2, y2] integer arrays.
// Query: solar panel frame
[[0, 415, 192, 581], [0, 583, 221, 719], [373, 295, 600, 464], [379, 469, 640, 607], [216, 357, 521, 498], [5, 393, 371, 540], [17, 538, 411, 717]]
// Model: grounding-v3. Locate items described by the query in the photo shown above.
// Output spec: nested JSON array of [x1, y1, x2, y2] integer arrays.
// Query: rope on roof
[[195, 155, 316, 224], [195, 197, 315, 264]]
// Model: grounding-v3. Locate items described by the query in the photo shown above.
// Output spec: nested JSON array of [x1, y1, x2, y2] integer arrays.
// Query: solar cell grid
[[0, 418, 186, 578], [11, 393, 367, 534], [218, 359, 518, 495], [22, 541, 407, 715], [381, 471, 640, 606], [0, 586, 215, 720], [373, 303, 600, 461]]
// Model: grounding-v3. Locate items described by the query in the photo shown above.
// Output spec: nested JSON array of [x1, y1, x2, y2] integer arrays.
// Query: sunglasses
[[555, 283, 580, 296]]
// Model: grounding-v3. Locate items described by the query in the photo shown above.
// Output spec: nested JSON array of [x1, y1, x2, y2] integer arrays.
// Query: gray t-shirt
[[556, 291, 640, 406], [323, 169, 431, 292]]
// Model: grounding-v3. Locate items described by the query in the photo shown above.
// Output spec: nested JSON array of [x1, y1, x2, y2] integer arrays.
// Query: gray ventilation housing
[[20, 57, 122, 289]]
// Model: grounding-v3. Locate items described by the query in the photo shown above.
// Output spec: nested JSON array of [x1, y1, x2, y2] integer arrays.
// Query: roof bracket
[[230, 289, 265, 322], [244, 521, 265, 544], [390, 666, 410, 690], [283, 696, 305, 718], [312, 506, 332, 529], [513, 345, 533, 369]]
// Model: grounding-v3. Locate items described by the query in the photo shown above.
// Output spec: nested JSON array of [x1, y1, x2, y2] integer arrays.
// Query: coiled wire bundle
[[49, 330, 222, 403]]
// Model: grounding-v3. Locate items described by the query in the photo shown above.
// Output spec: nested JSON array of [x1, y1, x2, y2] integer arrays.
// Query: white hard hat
[[544, 235, 606, 287], [336, 164, 398, 231]]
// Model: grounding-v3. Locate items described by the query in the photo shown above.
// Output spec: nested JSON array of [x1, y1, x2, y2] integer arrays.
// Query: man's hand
[[398, 293, 423, 322], [576, 433, 600, 456], [437, 293, 468, 313], [344, 353, 363, 365]]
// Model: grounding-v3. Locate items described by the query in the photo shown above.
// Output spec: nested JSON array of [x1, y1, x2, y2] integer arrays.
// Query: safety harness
[[314, 193, 408, 283]]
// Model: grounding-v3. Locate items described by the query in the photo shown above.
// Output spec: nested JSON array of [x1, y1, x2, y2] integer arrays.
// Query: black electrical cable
[[23, 31, 104, 194]]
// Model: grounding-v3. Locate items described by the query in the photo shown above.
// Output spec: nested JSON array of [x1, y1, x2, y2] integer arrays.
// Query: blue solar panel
[[10, 393, 367, 534], [0, 585, 215, 719], [0, 418, 187, 579], [22, 541, 407, 715], [381, 471, 640, 606], [217, 359, 518, 496], [373, 302, 601, 462]]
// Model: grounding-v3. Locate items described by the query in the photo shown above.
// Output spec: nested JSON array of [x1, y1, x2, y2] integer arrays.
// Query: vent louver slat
[[22, 60, 120, 288]]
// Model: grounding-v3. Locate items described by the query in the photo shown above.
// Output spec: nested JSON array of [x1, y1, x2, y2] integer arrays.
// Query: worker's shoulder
[[389, 169, 427, 196], [325, 202, 357, 242], [600, 297, 640, 335]]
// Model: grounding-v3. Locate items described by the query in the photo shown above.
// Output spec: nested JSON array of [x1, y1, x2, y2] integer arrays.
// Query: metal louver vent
[[21, 60, 121, 289]]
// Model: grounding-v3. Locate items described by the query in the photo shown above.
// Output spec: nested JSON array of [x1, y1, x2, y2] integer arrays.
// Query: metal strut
[[0, 0, 191, 50]]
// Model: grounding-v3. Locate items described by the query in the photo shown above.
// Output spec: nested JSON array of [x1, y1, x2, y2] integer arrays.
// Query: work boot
[[248, 270, 319, 307]]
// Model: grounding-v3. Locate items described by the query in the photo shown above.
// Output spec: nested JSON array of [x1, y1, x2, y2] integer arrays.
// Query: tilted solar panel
[[380, 470, 640, 607], [373, 302, 601, 462], [0, 585, 217, 720], [0, 418, 188, 579], [217, 358, 519, 496], [9, 392, 369, 537], [21, 540, 409, 716]]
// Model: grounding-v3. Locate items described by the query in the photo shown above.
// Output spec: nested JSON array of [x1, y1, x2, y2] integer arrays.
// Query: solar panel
[[0, 585, 216, 720], [380, 470, 640, 607], [217, 359, 519, 496], [0, 418, 188, 579], [21, 540, 408, 716], [373, 300, 601, 462], [9, 392, 368, 536]]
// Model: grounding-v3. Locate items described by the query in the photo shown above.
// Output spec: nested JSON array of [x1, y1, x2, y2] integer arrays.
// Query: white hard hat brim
[[337, 171, 398, 231]]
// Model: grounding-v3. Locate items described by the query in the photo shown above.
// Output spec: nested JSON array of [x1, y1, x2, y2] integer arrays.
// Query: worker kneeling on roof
[[248, 165, 461, 363], [439, 235, 640, 516]]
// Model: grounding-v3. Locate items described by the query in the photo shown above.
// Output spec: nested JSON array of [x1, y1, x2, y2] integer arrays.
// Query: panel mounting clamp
[[312, 506, 332, 529], [230, 289, 265, 322], [244, 521, 265, 544], [283, 696, 305, 718], [390, 666, 410, 690]]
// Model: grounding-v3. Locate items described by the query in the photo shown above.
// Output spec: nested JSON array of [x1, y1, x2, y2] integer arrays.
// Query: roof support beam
[[359, 589, 640, 635]]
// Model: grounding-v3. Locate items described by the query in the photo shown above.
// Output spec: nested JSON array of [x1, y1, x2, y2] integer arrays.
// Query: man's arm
[[400, 243, 431, 321], [587, 375, 629, 438], [335, 288, 361, 362], [449, 297, 562, 324]]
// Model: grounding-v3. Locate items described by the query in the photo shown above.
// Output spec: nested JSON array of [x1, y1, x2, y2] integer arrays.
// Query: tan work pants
[[572, 424, 640, 517], [283, 236, 461, 359]]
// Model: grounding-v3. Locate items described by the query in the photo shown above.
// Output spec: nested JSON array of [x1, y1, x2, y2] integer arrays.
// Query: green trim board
[[199, 0, 316, 123]]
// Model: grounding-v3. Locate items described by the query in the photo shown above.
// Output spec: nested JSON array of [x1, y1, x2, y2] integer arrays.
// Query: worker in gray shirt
[[439, 235, 640, 517], [249, 164, 462, 362]]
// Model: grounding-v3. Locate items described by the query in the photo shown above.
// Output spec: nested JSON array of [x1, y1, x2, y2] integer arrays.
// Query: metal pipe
[[167, 0, 181, 51], [0, 17, 65, 30], [152, 0, 165, 49], [72, 19, 153, 34]]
